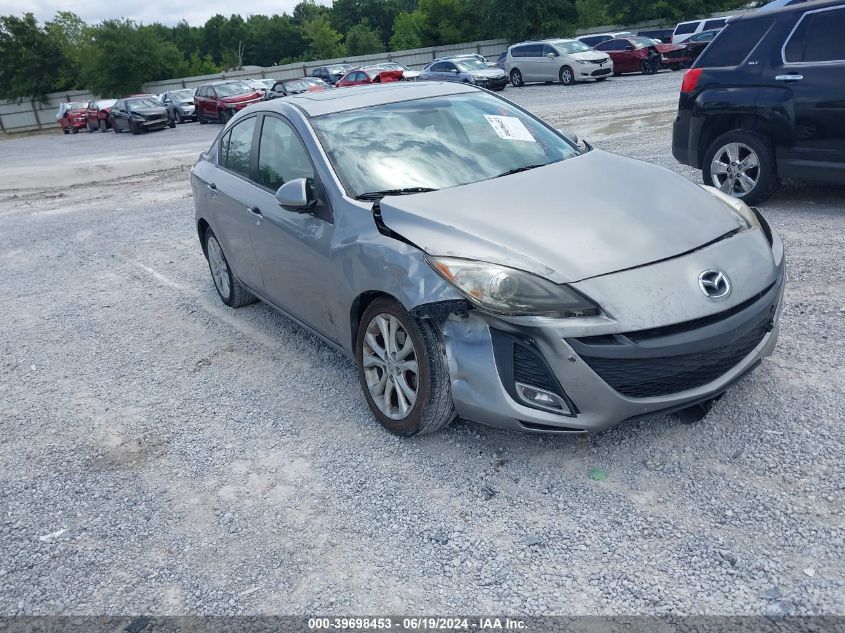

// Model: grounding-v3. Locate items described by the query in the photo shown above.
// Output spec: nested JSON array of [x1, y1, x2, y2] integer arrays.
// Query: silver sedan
[[191, 82, 784, 436]]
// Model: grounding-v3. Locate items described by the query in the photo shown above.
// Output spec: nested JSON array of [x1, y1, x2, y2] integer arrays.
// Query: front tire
[[703, 130, 778, 205], [356, 298, 455, 436], [219, 109, 231, 124], [204, 229, 257, 308], [509, 69, 524, 87], [559, 66, 575, 86]]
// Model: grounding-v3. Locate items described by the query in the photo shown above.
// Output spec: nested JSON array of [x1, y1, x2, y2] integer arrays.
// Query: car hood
[[470, 68, 507, 79], [222, 92, 262, 103], [132, 107, 167, 117], [571, 51, 611, 62], [656, 43, 685, 53], [377, 150, 744, 284]]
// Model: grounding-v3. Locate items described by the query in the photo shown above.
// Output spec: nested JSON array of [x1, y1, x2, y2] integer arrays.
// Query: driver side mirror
[[546, 52, 556, 59], [561, 129, 580, 146], [450, 68, 459, 73], [276, 178, 317, 212], [625, 45, 635, 51]]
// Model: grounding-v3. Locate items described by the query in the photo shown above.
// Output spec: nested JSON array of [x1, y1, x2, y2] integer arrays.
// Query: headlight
[[701, 185, 760, 230], [428, 257, 599, 317]]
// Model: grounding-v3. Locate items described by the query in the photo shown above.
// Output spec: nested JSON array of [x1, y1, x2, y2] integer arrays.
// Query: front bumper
[[441, 230, 785, 433]]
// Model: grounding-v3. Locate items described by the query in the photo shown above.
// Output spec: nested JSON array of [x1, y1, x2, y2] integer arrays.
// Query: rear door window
[[784, 8, 845, 63], [696, 18, 774, 67], [703, 18, 727, 30], [220, 117, 256, 178], [674, 21, 700, 35]]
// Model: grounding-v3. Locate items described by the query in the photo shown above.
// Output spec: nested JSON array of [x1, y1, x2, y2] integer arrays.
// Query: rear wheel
[[356, 298, 456, 436], [509, 69, 524, 87], [198, 110, 207, 124], [559, 66, 575, 86], [204, 229, 256, 308], [703, 130, 778, 205]]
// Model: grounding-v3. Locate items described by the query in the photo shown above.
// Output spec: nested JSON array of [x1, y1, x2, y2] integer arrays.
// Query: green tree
[[417, 0, 468, 46], [183, 50, 219, 76], [44, 11, 86, 90], [0, 13, 67, 101], [80, 20, 184, 95], [389, 11, 424, 50], [470, 0, 577, 41], [345, 19, 385, 55], [293, 1, 329, 25], [302, 15, 346, 60], [576, 0, 610, 28]]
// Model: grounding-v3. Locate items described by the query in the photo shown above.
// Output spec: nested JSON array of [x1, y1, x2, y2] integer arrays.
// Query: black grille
[[592, 68, 612, 76], [578, 317, 771, 398], [513, 344, 558, 393], [665, 49, 687, 60]]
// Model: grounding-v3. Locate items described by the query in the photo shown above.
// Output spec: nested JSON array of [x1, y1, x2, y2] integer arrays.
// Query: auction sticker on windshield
[[484, 115, 535, 142]]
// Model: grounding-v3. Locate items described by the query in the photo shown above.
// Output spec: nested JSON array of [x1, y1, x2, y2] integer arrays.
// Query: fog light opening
[[515, 382, 571, 415]]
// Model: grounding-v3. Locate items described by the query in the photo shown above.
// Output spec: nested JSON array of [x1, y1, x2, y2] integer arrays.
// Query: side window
[[542, 44, 558, 57], [785, 9, 845, 63], [256, 116, 314, 191], [510, 46, 525, 58], [444, 63, 457, 72], [674, 22, 699, 35], [220, 117, 256, 178], [703, 18, 726, 30], [698, 18, 774, 67], [524, 44, 542, 57]]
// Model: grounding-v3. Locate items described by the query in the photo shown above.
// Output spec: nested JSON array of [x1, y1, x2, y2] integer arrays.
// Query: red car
[[335, 67, 404, 87], [84, 99, 117, 132], [594, 36, 691, 74], [195, 81, 263, 124], [56, 102, 88, 134]]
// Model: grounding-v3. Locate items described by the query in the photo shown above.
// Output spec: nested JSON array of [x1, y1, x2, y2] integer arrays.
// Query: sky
[[6, 0, 330, 26]]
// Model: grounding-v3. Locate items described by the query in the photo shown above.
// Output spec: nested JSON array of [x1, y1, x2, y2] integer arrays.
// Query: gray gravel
[[1, 71, 843, 616]]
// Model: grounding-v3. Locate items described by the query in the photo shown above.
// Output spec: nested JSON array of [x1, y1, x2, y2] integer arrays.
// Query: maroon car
[[335, 67, 404, 88], [56, 102, 88, 134], [594, 36, 691, 74], [194, 81, 263, 124], [85, 99, 117, 132]]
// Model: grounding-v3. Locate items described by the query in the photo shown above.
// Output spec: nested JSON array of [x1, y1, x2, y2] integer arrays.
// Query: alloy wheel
[[206, 235, 231, 300], [710, 142, 760, 197], [362, 313, 419, 420], [561, 68, 574, 85]]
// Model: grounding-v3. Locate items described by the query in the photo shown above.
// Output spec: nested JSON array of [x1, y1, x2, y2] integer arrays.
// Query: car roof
[[748, 0, 839, 14], [270, 81, 477, 117]]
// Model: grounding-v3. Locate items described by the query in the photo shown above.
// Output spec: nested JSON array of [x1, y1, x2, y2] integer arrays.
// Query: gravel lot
[[1, 71, 843, 616]]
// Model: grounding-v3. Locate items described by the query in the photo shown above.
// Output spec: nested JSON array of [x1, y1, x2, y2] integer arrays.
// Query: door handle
[[775, 74, 803, 81], [206, 182, 217, 195], [246, 206, 262, 216]]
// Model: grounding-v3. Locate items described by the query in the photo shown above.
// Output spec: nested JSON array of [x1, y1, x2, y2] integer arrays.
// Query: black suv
[[672, 0, 845, 204]]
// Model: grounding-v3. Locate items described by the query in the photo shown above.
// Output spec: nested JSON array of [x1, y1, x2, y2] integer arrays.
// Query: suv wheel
[[703, 130, 779, 205], [219, 109, 231, 124], [559, 66, 575, 86], [356, 298, 456, 436], [509, 69, 524, 87]]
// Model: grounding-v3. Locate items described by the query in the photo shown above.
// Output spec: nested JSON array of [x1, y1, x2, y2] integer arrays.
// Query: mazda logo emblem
[[698, 270, 731, 299]]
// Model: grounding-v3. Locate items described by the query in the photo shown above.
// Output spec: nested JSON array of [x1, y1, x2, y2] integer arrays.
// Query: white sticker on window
[[484, 115, 536, 142]]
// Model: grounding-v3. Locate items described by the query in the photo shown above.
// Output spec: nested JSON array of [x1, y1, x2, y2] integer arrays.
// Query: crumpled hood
[[378, 150, 744, 284], [471, 68, 507, 79]]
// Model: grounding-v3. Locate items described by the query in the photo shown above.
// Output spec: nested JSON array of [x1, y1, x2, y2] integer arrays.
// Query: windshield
[[285, 78, 322, 92], [555, 40, 592, 54], [215, 83, 251, 97], [328, 65, 352, 74], [127, 98, 161, 110], [456, 58, 488, 71], [96, 99, 117, 109], [171, 89, 194, 101], [311, 92, 580, 198]]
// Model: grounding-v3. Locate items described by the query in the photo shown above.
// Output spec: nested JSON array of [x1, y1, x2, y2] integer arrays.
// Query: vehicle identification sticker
[[484, 115, 535, 142]]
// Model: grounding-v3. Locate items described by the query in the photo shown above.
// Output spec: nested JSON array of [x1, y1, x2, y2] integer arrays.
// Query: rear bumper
[[672, 108, 705, 168]]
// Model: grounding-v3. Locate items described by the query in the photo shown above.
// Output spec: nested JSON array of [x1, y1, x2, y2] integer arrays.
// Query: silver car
[[192, 82, 784, 436], [161, 89, 197, 123]]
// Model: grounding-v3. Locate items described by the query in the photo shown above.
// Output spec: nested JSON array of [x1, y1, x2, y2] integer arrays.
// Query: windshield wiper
[[493, 164, 547, 179], [356, 187, 438, 201]]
